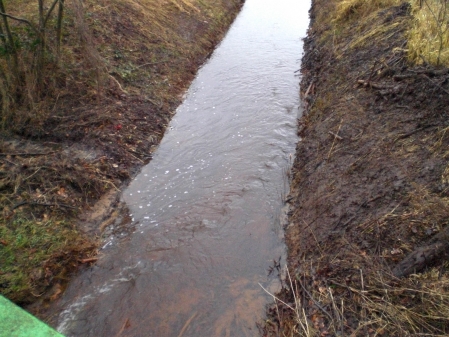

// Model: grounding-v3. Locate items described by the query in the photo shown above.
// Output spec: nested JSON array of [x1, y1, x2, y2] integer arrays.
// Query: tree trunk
[[56, 0, 64, 61], [0, 0, 18, 76], [0, 20, 7, 50], [36, 0, 46, 89]]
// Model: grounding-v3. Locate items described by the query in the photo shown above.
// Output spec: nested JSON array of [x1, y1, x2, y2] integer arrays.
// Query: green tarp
[[0, 295, 64, 337]]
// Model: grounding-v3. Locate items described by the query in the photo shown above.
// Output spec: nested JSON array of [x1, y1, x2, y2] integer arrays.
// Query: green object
[[0, 296, 64, 337]]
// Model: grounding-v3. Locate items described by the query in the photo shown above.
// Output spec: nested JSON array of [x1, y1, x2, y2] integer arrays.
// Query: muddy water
[[55, 0, 309, 336]]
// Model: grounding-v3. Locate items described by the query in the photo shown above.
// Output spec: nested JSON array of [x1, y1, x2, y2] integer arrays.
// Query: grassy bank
[[264, 0, 449, 336], [0, 0, 242, 308]]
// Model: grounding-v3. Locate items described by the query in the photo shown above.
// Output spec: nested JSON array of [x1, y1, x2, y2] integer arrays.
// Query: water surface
[[55, 0, 310, 335]]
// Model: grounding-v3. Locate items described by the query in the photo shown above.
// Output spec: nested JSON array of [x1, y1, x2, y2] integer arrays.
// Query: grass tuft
[[0, 214, 96, 304], [331, 0, 449, 66], [333, 0, 402, 22], [408, 0, 449, 66]]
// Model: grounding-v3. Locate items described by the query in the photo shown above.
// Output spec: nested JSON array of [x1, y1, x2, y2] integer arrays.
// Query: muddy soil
[[264, 0, 449, 335]]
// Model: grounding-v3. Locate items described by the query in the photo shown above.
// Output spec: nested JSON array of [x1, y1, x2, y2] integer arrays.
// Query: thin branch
[[0, 0, 18, 70], [0, 11, 39, 33], [0, 16, 7, 46], [177, 312, 198, 337], [395, 124, 439, 141], [298, 278, 335, 323], [56, 0, 64, 58], [44, 0, 60, 26], [258, 282, 296, 311], [79, 257, 98, 264], [327, 120, 343, 160], [422, 74, 449, 96]]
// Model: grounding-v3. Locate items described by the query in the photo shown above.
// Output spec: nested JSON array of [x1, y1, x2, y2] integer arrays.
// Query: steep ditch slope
[[265, 0, 449, 335]]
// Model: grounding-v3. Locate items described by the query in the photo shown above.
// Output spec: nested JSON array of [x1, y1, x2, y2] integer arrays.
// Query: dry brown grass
[[333, 0, 402, 22], [331, 264, 449, 335], [268, 226, 449, 336], [408, 0, 449, 66], [330, 0, 449, 67], [0, 0, 239, 129]]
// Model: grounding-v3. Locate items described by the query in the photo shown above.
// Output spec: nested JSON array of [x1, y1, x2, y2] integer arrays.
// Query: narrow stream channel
[[54, 0, 310, 335]]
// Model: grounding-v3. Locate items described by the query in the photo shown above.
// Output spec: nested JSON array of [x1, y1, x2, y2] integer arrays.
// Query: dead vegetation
[[408, 0, 449, 66], [0, 0, 242, 307], [264, 0, 449, 335]]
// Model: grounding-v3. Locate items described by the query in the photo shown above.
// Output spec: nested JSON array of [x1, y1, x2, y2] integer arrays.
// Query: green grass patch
[[0, 214, 94, 304]]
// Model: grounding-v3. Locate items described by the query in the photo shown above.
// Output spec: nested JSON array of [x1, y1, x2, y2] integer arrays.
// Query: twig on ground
[[99, 179, 120, 191], [3, 158, 18, 166], [126, 150, 145, 163], [328, 131, 343, 140], [360, 269, 365, 292], [395, 124, 439, 141], [259, 282, 296, 311], [286, 267, 310, 335], [177, 311, 198, 337], [109, 75, 127, 94], [421, 74, 449, 96], [126, 148, 152, 159], [393, 74, 417, 81], [79, 257, 98, 264], [23, 168, 41, 182], [307, 223, 325, 257], [115, 318, 131, 336], [302, 80, 315, 99], [357, 80, 396, 90], [327, 120, 343, 160], [328, 287, 344, 336], [298, 278, 334, 324], [412, 68, 449, 76]]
